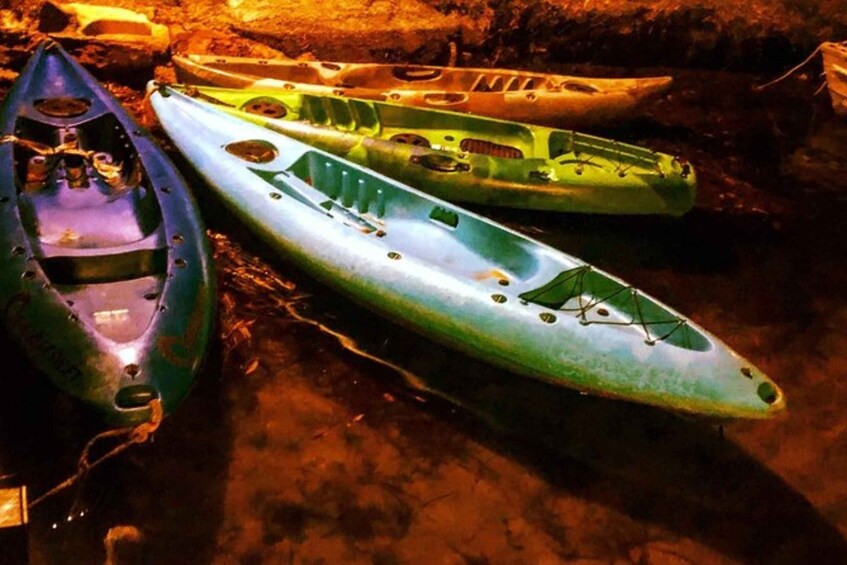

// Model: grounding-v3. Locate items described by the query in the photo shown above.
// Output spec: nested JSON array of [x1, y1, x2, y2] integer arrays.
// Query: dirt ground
[[0, 1, 846, 564]]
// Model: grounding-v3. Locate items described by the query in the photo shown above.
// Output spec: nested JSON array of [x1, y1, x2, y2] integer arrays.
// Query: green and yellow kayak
[[149, 83, 784, 419], [173, 84, 696, 216]]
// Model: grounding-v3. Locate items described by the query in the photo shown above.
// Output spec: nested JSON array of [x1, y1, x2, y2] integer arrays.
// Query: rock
[[103, 525, 144, 565], [470, 0, 847, 71], [225, 0, 490, 63], [168, 29, 286, 59], [0, 11, 41, 73], [783, 121, 847, 194], [0, 67, 18, 87], [36, 1, 169, 79]]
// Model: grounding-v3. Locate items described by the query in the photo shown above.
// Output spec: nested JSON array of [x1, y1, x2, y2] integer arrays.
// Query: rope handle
[[28, 398, 163, 509], [753, 45, 823, 92]]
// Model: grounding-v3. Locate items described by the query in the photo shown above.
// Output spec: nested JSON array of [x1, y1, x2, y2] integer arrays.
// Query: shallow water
[[1, 65, 846, 563]]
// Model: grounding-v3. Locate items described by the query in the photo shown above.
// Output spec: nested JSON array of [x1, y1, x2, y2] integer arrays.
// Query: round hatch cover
[[243, 98, 288, 119], [34, 97, 91, 118], [225, 139, 278, 164]]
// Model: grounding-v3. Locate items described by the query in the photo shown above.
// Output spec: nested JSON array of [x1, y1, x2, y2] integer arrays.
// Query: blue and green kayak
[[149, 83, 784, 419]]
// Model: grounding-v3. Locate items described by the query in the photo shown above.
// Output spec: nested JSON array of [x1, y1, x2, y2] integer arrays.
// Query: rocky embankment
[[0, 0, 844, 211], [1, 0, 845, 83]]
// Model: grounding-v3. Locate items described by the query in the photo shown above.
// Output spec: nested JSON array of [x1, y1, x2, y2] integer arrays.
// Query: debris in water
[[243, 358, 260, 375], [104, 524, 143, 565]]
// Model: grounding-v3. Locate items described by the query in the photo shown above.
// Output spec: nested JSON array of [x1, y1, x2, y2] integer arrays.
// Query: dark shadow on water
[[0, 308, 232, 564], [588, 115, 697, 145]]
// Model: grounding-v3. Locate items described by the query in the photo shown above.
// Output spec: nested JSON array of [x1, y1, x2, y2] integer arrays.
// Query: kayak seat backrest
[[39, 243, 168, 285], [286, 150, 388, 217], [296, 95, 381, 136], [470, 73, 542, 93], [519, 267, 711, 351]]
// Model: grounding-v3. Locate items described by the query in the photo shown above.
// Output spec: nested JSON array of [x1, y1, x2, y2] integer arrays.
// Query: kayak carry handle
[[392, 67, 442, 82]]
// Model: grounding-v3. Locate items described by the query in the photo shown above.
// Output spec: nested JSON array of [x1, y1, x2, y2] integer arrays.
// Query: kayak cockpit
[[229, 145, 543, 279], [247, 144, 707, 352], [225, 140, 700, 340], [335, 65, 559, 92], [11, 110, 167, 342], [182, 56, 669, 97], [228, 91, 672, 175], [14, 112, 161, 246]]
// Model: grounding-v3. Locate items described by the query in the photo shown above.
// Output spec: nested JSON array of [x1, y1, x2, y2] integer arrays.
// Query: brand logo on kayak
[[5, 291, 84, 382]]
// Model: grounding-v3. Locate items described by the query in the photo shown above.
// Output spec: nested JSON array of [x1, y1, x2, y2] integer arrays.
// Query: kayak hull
[[172, 54, 673, 128], [0, 43, 215, 426], [822, 42, 847, 117]]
